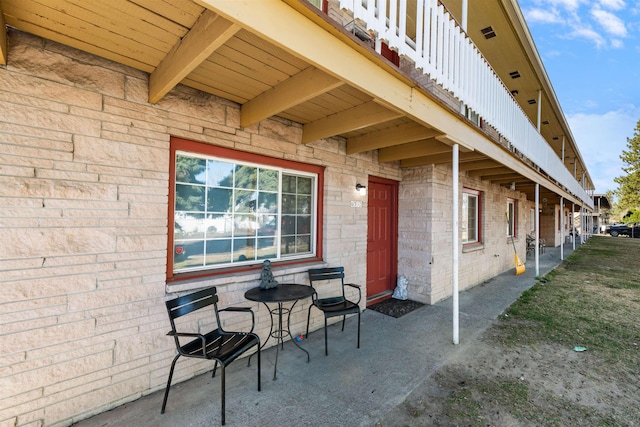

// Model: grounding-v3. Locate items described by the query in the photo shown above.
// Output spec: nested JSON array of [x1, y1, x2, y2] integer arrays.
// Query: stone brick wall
[[397, 166, 435, 303], [398, 165, 530, 304], [0, 30, 398, 427], [1, 27, 536, 426]]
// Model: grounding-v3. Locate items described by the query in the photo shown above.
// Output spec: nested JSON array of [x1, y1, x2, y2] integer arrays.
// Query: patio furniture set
[[161, 266, 361, 425]]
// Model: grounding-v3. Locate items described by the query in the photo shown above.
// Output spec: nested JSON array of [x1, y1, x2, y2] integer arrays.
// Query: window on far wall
[[462, 189, 482, 244], [530, 208, 535, 231], [507, 199, 517, 237], [169, 137, 323, 279]]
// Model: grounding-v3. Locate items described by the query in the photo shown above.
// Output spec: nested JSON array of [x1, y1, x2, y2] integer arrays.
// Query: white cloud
[[611, 38, 624, 48], [568, 108, 640, 193], [568, 26, 606, 48], [591, 8, 628, 37], [522, 0, 630, 48], [598, 0, 626, 11], [555, 0, 584, 12], [524, 0, 587, 14], [584, 100, 599, 109], [525, 8, 564, 24]]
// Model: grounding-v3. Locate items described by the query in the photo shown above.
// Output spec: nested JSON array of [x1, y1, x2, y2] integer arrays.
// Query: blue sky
[[518, 0, 640, 196]]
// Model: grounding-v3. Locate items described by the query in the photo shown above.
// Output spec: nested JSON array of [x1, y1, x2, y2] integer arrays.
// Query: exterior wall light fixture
[[356, 183, 367, 196]]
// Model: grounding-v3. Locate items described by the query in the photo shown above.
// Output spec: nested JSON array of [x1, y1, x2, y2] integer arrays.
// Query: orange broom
[[506, 212, 526, 275]]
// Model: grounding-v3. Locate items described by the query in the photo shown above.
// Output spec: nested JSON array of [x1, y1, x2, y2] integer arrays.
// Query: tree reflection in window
[[174, 153, 315, 273]]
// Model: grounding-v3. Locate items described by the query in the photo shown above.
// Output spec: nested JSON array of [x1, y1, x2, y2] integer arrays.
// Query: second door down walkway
[[75, 244, 575, 427]]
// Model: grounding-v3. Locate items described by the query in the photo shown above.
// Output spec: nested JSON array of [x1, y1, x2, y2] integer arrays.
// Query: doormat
[[368, 298, 425, 318]]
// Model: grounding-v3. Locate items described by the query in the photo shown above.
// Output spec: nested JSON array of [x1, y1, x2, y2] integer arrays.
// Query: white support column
[[581, 203, 585, 243], [536, 89, 542, 131], [560, 197, 564, 260], [462, 0, 468, 32], [535, 183, 539, 277], [452, 144, 459, 345], [579, 205, 582, 243], [598, 197, 601, 234], [572, 203, 576, 250]]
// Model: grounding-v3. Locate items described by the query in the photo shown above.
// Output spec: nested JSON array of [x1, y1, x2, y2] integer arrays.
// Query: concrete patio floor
[[73, 241, 581, 427]]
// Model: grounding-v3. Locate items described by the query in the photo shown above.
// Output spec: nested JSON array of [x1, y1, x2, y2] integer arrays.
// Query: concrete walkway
[[74, 242, 579, 427]]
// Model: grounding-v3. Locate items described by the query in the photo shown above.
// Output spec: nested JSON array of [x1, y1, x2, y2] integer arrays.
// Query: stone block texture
[[1, 29, 530, 426]]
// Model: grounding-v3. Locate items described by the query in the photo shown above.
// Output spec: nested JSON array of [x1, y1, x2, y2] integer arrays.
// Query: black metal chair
[[526, 234, 546, 256], [161, 287, 260, 426], [306, 267, 361, 355]]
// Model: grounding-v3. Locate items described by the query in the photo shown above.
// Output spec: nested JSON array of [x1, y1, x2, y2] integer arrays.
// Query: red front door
[[366, 178, 398, 303]]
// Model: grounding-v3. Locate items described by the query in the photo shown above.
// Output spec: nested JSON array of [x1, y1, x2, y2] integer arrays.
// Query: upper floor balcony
[[338, 0, 592, 207]]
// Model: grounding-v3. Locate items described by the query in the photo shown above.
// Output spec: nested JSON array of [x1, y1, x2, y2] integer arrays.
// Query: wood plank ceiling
[[0, 0, 591, 204]]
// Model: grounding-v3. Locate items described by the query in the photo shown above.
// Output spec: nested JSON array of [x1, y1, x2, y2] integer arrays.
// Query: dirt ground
[[377, 317, 639, 427], [377, 237, 640, 426]]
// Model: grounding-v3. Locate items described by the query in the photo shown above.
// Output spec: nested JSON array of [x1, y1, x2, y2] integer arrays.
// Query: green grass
[[499, 236, 640, 368], [391, 236, 640, 427]]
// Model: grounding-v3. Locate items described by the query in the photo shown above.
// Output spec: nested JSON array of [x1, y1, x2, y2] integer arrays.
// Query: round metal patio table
[[244, 284, 315, 380]]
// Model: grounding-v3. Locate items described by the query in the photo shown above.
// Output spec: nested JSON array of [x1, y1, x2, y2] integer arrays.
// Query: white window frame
[[462, 189, 481, 244], [530, 208, 535, 232]]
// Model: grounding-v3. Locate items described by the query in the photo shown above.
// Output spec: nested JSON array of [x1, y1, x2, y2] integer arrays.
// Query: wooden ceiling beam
[[0, 2, 6, 65], [459, 153, 489, 163], [491, 177, 532, 185], [379, 138, 450, 162], [459, 160, 500, 171], [346, 122, 442, 154], [241, 66, 343, 127], [481, 173, 522, 181], [149, 10, 239, 104], [434, 134, 474, 151], [514, 184, 565, 200], [302, 100, 402, 143], [515, 183, 549, 189], [400, 151, 485, 167], [468, 167, 514, 178]]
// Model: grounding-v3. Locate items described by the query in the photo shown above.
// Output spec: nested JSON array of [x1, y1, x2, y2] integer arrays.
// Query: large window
[[169, 138, 323, 278], [462, 189, 482, 244]]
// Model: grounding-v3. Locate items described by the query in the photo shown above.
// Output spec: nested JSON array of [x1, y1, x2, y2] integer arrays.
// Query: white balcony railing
[[339, 0, 592, 208]]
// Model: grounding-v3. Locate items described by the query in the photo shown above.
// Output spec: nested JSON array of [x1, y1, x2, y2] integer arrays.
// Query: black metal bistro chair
[[306, 267, 361, 355], [526, 234, 546, 256], [161, 287, 261, 426]]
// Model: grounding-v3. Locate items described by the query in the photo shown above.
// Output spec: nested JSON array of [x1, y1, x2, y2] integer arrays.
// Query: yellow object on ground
[[506, 212, 525, 275], [514, 254, 526, 275]]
